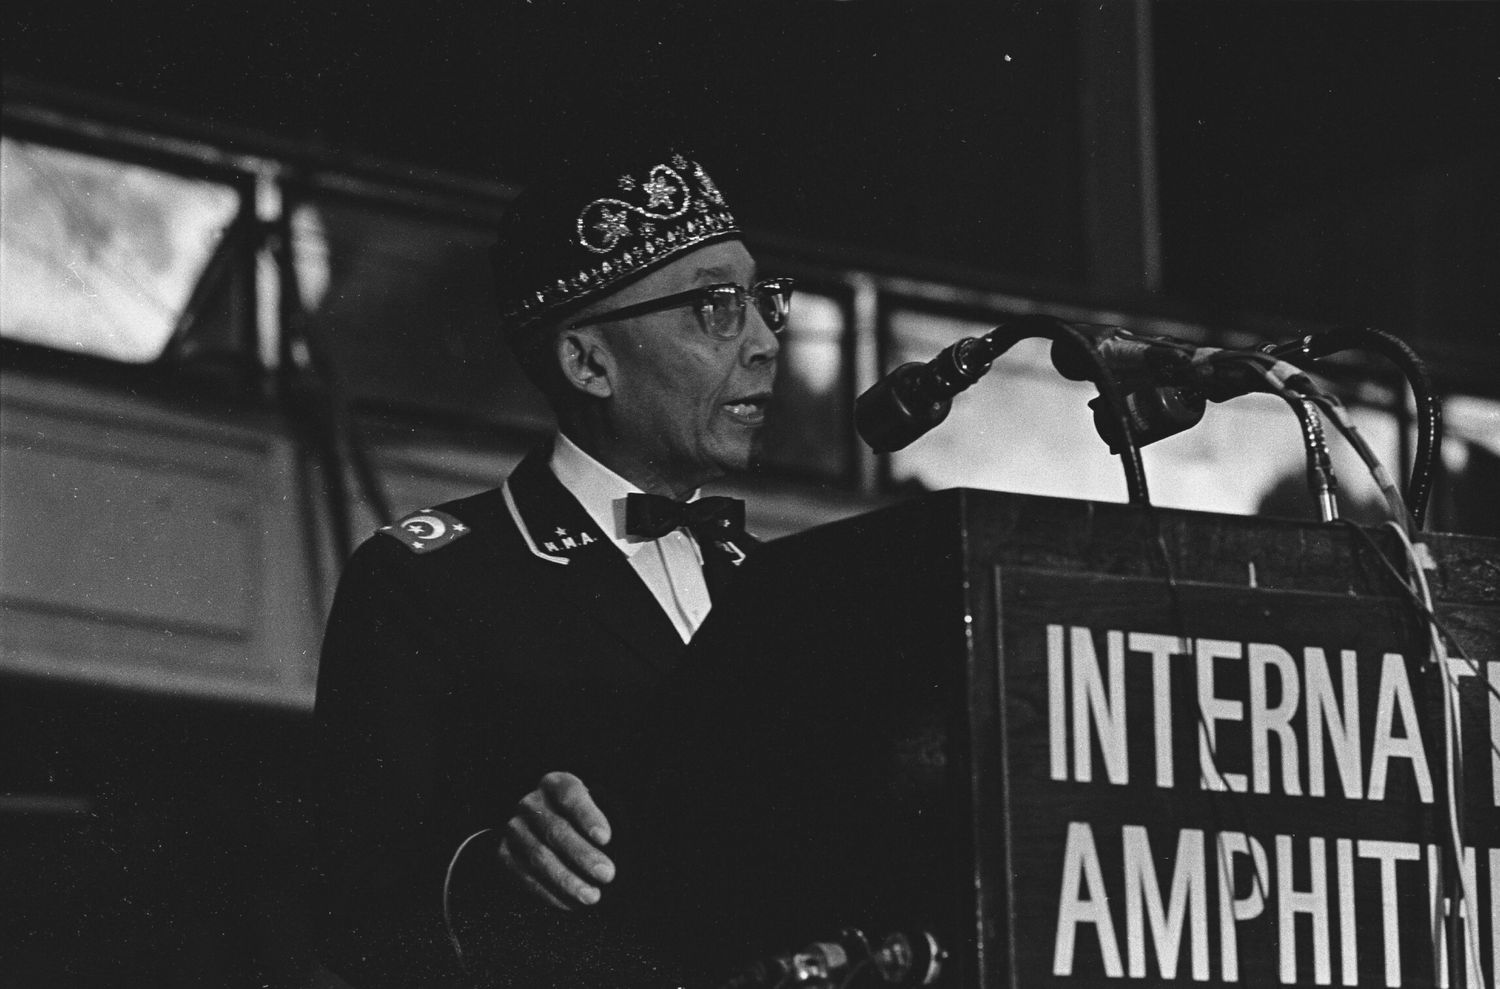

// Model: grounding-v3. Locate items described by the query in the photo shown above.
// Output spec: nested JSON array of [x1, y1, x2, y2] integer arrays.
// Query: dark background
[[3, 3, 1497, 986], [6, 1, 1498, 376]]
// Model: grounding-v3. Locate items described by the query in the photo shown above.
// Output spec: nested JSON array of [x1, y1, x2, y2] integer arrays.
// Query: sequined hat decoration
[[492, 151, 741, 339]]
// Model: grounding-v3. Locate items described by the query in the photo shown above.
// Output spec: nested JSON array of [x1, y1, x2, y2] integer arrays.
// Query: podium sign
[[997, 571, 1495, 987]]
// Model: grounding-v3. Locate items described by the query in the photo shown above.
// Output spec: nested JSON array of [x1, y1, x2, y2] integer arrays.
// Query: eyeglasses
[[570, 277, 795, 340]]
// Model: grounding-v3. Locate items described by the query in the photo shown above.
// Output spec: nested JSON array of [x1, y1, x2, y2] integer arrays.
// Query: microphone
[[715, 929, 945, 988], [1087, 385, 1206, 453], [1054, 327, 1324, 453], [714, 938, 851, 989], [1052, 326, 1306, 401], [868, 929, 945, 986], [854, 315, 1155, 502], [1049, 325, 1195, 388], [855, 314, 1070, 453], [855, 336, 1004, 453]]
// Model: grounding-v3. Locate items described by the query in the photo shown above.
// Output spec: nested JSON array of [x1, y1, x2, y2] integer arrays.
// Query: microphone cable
[[1338, 520, 1490, 987], [1234, 352, 1483, 983], [1050, 322, 1152, 510], [1030, 317, 1154, 506], [1188, 347, 1414, 533], [1266, 326, 1441, 529]]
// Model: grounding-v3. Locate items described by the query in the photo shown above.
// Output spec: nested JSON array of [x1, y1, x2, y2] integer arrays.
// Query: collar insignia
[[380, 509, 471, 554], [539, 523, 599, 555]]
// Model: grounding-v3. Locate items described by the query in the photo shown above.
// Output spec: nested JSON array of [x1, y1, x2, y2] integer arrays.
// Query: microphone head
[[1089, 386, 1205, 453], [854, 363, 953, 453], [870, 929, 946, 986]]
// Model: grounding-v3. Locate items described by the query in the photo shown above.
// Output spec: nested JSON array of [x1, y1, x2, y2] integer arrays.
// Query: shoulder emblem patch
[[379, 509, 471, 554]]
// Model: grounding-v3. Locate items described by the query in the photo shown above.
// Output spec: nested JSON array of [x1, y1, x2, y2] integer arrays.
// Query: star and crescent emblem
[[379, 509, 471, 554], [402, 514, 447, 541]]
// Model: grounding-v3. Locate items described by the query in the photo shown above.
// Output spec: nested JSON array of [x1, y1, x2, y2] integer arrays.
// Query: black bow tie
[[624, 493, 745, 541]]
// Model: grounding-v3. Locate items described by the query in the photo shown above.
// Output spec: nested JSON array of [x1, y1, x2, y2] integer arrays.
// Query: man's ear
[[555, 328, 615, 399]]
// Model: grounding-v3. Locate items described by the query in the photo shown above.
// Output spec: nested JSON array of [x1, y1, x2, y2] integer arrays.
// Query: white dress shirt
[[549, 433, 713, 643]]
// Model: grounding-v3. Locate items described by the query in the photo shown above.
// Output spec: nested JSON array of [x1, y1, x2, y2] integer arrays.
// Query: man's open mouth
[[722, 393, 772, 423]]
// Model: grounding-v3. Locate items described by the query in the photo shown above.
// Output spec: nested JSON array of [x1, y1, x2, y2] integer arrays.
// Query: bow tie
[[623, 493, 745, 541]]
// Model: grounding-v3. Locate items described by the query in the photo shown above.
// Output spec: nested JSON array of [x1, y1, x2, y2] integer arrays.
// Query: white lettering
[[1305, 648, 1364, 799], [1053, 822, 1124, 977], [1047, 817, 1496, 986], [1049, 625, 1067, 781], [1491, 848, 1500, 983], [1216, 831, 1268, 982], [1428, 844, 1483, 988], [1277, 834, 1331, 985], [1249, 642, 1303, 795], [1071, 627, 1128, 785], [1358, 839, 1421, 987], [1336, 838, 1357, 986], [1368, 653, 1433, 804], [1198, 638, 1248, 792], [1130, 631, 1187, 788], [1122, 825, 1209, 980]]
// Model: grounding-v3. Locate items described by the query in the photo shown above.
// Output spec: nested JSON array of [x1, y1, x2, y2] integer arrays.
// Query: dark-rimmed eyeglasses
[[569, 277, 795, 340]]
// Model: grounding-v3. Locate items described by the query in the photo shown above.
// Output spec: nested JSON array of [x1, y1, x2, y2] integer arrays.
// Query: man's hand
[[498, 771, 616, 910]]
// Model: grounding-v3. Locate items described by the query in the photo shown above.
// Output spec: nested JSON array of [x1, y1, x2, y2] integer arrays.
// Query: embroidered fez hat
[[492, 148, 742, 340]]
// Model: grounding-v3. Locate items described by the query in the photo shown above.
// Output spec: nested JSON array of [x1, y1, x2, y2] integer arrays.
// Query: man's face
[[583, 240, 780, 496]]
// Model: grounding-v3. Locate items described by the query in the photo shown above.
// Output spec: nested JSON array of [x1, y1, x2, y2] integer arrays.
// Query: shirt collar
[[549, 433, 699, 556]]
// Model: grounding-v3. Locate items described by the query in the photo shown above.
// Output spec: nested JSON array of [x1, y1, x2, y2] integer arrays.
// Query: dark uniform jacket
[[314, 444, 755, 988]]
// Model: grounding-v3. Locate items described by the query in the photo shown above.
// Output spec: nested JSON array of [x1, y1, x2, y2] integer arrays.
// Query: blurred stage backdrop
[[2, 2, 1497, 985]]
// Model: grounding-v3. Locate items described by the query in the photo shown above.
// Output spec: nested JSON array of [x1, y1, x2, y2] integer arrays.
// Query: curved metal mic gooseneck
[[1263, 326, 1441, 529]]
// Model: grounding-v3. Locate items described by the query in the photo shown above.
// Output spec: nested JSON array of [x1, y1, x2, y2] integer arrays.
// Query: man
[[314, 147, 791, 988]]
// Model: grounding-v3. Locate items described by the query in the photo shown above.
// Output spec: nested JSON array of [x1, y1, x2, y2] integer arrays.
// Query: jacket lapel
[[505, 447, 687, 671]]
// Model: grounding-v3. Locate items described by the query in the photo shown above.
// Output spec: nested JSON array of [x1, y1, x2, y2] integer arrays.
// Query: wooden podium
[[612, 490, 1499, 988]]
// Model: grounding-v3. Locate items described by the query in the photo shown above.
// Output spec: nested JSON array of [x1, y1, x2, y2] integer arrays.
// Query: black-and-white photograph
[[2, 2, 1497, 987]]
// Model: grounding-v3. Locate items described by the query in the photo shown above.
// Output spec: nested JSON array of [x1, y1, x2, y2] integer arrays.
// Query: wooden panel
[[0, 378, 321, 706], [2, 439, 257, 632]]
